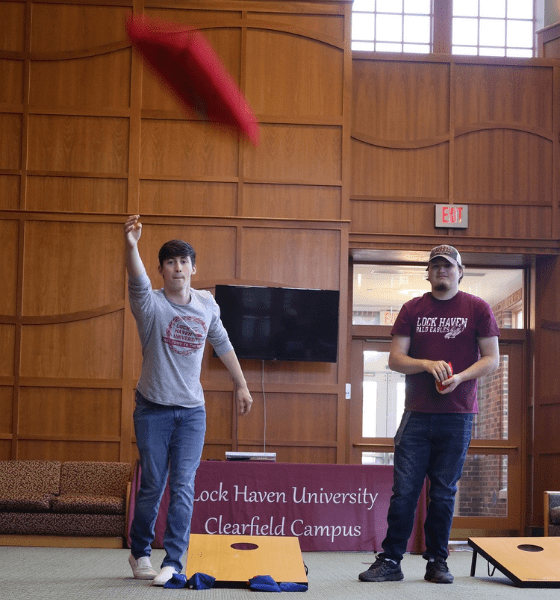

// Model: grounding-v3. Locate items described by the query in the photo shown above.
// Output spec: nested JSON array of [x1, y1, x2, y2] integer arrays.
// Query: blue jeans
[[130, 393, 206, 572], [380, 411, 473, 562]]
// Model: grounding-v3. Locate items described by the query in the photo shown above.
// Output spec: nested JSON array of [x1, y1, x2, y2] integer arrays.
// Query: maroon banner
[[127, 461, 426, 552]]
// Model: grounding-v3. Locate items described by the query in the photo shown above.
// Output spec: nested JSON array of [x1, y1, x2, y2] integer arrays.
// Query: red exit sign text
[[435, 204, 468, 229]]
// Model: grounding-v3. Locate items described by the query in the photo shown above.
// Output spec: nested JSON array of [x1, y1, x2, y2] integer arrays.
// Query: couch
[[544, 491, 560, 536], [0, 460, 131, 546]]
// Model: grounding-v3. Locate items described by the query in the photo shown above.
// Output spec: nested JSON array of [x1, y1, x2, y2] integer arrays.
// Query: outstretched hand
[[124, 215, 142, 246]]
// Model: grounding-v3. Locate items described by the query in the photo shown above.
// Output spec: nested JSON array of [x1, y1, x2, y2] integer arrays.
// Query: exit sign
[[435, 204, 468, 228]]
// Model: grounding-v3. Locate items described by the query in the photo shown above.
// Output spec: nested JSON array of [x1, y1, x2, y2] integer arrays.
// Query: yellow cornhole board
[[186, 534, 308, 585], [469, 537, 560, 588]]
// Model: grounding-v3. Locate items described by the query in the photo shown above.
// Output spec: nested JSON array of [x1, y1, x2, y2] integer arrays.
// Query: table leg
[[470, 550, 478, 577]]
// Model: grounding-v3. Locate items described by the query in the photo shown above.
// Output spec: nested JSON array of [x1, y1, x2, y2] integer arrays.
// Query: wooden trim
[[351, 132, 450, 149], [553, 66, 560, 240], [0, 535, 124, 549], [0, 302, 124, 324]]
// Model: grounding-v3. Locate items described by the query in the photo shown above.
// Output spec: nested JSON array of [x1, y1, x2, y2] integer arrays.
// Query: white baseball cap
[[428, 245, 463, 268]]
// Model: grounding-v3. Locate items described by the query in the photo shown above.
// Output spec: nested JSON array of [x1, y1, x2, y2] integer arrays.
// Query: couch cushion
[[0, 460, 61, 495], [59, 462, 130, 497], [0, 511, 125, 537], [51, 494, 125, 514], [0, 493, 53, 512]]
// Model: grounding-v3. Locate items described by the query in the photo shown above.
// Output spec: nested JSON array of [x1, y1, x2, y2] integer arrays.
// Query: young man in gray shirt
[[124, 215, 253, 586]]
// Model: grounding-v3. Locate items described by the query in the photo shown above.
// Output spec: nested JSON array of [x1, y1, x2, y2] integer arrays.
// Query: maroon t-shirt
[[391, 291, 500, 414]]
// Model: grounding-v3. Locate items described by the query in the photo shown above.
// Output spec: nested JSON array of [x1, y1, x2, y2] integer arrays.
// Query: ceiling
[[353, 264, 524, 312]]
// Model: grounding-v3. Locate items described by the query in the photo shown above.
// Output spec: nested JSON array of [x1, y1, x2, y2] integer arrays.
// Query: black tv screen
[[214, 285, 339, 363]]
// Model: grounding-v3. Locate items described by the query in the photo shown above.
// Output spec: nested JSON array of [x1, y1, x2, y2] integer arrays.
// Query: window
[[352, 0, 432, 53], [352, 0, 535, 57], [453, 0, 534, 57]]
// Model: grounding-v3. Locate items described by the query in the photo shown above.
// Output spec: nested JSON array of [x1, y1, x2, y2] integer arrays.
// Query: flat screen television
[[214, 285, 339, 363]]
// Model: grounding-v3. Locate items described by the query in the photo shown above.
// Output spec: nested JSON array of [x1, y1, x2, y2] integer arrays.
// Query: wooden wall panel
[[202, 445, 231, 461], [0, 176, 20, 211], [0, 176, 20, 210], [0, 388, 13, 435], [0, 114, 22, 170], [239, 227, 340, 289], [453, 64, 553, 131], [239, 358, 338, 386], [350, 55, 559, 253], [26, 177, 127, 213], [350, 200, 436, 235], [532, 255, 560, 527], [245, 30, 343, 117], [453, 206, 553, 239], [147, 8, 242, 26], [0, 61, 24, 105], [536, 453, 560, 493], [237, 393, 337, 443], [20, 314, 124, 379], [351, 142, 449, 199], [0, 442, 13, 461], [140, 121, 238, 178], [239, 445, 337, 464], [17, 441, 121, 462], [0, 220, 18, 315], [203, 391, 233, 442], [352, 60, 449, 140], [1, 0, 352, 467], [22, 222, 124, 316], [242, 183, 341, 220], [18, 388, 121, 438], [29, 52, 132, 109], [27, 115, 129, 174], [0, 2, 25, 51], [140, 181, 237, 217], [454, 131, 552, 205], [247, 12, 345, 41], [30, 3, 130, 52], [0, 327, 16, 376], [244, 124, 342, 182]]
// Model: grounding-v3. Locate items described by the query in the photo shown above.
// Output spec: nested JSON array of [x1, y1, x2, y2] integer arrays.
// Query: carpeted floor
[[1, 545, 559, 600]]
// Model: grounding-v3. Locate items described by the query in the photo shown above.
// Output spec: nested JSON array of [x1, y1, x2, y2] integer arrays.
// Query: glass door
[[350, 338, 525, 535]]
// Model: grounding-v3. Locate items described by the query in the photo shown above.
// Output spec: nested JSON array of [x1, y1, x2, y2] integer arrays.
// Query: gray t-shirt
[[129, 272, 233, 407]]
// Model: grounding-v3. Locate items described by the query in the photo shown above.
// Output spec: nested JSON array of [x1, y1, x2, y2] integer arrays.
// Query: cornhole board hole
[[469, 537, 560, 588], [186, 534, 308, 585]]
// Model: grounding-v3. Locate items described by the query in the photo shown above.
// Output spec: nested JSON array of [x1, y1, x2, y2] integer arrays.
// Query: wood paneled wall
[[0, 0, 352, 465], [2, 0, 560, 499], [350, 53, 560, 255]]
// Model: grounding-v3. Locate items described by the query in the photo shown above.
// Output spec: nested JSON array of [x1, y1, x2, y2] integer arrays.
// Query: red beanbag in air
[[126, 15, 259, 146]]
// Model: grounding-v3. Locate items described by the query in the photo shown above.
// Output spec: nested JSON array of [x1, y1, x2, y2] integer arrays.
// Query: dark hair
[[158, 240, 196, 268]]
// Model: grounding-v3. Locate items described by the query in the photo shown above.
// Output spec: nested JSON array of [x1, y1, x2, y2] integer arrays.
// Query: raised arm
[[218, 350, 253, 416], [123, 215, 146, 279]]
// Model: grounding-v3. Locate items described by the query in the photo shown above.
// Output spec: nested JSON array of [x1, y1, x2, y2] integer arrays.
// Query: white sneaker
[[128, 554, 157, 580], [152, 566, 179, 586]]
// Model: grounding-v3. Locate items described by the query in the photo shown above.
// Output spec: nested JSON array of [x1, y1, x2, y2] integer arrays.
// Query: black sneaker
[[359, 557, 404, 582], [424, 558, 454, 584]]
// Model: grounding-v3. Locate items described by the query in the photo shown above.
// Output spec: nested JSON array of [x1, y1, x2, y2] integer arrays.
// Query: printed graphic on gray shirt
[[163, 315, 207, 355]]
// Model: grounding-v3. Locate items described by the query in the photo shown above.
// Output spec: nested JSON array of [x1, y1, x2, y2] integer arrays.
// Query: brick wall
[[454, 292, 517, 517]]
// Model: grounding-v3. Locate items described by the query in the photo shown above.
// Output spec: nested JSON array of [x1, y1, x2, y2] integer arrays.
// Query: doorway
[[349, 261, 528, 536], [350, 338, 525, 535]]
